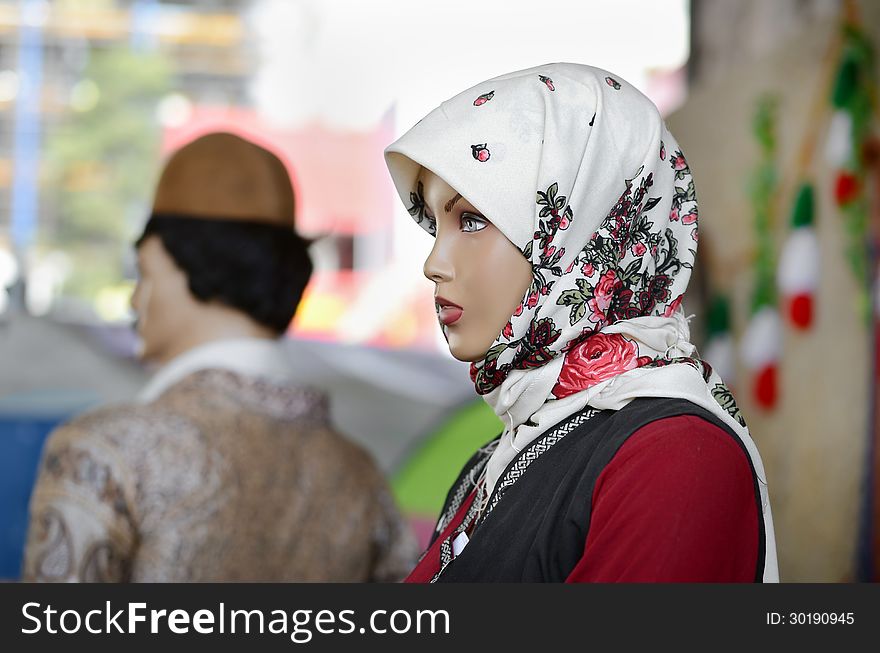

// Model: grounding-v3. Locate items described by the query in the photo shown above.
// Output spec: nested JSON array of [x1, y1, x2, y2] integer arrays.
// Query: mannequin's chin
[[449, 349, 484, 363], [445, 332, 491, 363]]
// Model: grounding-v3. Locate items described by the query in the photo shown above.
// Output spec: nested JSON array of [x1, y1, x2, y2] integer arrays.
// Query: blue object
[[130, 0, 160, 52], [0, 390, 98, 580], [0, 414, 63, 579], [10, 0, 45, 253]]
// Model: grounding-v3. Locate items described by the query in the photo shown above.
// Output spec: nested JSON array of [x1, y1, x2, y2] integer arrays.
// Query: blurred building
[[0, 0, 436, 348], [0, 0, 253, 248]]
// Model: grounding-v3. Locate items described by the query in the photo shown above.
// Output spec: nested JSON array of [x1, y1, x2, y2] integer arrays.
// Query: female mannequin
[[386, 63, 778, 582]]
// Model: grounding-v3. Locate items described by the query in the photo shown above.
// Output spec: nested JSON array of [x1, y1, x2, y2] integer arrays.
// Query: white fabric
[[778, 227, 820, 293], [824, 110, 852, 167], [703, 332, 737, 384], [386, 63, 778, 581], [740, 307, 782, 370], [137, 337, 300, 403]]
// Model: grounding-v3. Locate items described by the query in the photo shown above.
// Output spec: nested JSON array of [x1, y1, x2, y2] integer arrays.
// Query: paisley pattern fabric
[[386, 63, 778, 581], [23, 369, 417, 582]]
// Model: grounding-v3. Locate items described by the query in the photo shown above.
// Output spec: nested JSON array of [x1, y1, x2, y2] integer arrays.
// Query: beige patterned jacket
[[22, 369, 417, 582]]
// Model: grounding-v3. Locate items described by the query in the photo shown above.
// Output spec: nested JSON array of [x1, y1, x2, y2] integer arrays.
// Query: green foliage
[[43, 46, 171, 300], [833, 23, 876, 324], [748, 95, 779, 313], [707, 294, 731, 338], [790, 182, 815, 228]]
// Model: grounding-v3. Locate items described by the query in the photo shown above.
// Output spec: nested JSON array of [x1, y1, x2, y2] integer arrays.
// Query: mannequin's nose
[[423, 240, 454, 283]]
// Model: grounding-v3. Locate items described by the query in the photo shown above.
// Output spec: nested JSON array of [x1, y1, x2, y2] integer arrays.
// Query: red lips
[[435, 295, 463, 326]]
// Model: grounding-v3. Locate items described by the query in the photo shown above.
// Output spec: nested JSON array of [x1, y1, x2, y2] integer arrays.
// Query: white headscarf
[[386, 63, 778, 581]]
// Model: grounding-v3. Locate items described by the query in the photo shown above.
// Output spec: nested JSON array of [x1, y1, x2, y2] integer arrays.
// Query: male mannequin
[[23, 133, 416, 582]]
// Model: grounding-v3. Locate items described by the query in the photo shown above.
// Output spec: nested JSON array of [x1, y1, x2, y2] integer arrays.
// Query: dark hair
[[136, 214, 312, 335]]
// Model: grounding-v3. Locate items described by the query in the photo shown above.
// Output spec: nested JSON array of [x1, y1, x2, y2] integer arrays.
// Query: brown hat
[[151, 132, 295, 229]]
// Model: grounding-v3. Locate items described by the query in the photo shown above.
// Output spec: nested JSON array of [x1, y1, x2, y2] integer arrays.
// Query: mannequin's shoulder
[[609, 413, 753, 485], [307, 424, 389, 479], [44, 401, 193, 462]]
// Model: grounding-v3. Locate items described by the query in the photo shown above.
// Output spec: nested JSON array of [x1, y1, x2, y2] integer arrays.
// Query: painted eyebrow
[[444, 193, 463, 213]]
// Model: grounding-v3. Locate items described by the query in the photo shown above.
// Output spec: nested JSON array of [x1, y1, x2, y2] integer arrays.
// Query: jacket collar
[[137, 337, 300, 404]]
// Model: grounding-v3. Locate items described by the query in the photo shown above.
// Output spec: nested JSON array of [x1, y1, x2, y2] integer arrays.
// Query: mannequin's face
[[130, 235, 200, 364], [421, 169, 533, 362]]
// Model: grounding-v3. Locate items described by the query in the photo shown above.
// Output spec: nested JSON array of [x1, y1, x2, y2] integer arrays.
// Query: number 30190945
[[766, 612, 854, 625]]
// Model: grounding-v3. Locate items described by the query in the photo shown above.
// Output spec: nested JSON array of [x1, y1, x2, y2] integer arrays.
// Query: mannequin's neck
[[157, 304, 279, 365]]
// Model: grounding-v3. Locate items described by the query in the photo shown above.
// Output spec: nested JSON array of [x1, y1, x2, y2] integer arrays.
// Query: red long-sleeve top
[[406, 414, 759, 583]]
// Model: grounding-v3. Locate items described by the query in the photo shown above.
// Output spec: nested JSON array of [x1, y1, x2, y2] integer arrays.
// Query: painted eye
[[460, 213, 487, 233]]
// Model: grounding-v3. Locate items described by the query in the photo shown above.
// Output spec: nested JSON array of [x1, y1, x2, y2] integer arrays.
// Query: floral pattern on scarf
[[471, 153, 698, 398]]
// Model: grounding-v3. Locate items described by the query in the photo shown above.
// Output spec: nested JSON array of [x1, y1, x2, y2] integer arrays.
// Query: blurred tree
[[43, 46, 170, 303]]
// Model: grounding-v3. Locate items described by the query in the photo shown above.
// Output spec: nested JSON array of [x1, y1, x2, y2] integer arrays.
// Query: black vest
[[432, 397, 765, 582]]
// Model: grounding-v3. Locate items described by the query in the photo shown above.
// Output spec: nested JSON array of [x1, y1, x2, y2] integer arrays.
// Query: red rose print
[[691, 228, 699, 242], [502, 320, 513, 340], [663, 294, 683, 317], [595, 268, 617, 298], [473, 90, 495, 106], [588, 299, 607, 324], [605, 76, 621, 90], [513, 302, 524, 317], [526, 291, 540, 308], [581, 262, 594, 277], [538, 74, 555, 91], [587, 269, 618, 324], [631, 242, 647, 256], [565, 259, 576, 274], [660, 141, 666, 160], [681, 211, 698, 225], [551, 333, 650, 398], [471, 144, 491, 162], [671, 153, 687, 171], [669, 206, 680, 222]]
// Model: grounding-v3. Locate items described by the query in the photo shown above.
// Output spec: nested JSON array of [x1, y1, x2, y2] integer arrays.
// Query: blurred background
[[0, 0, 877, 582]]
